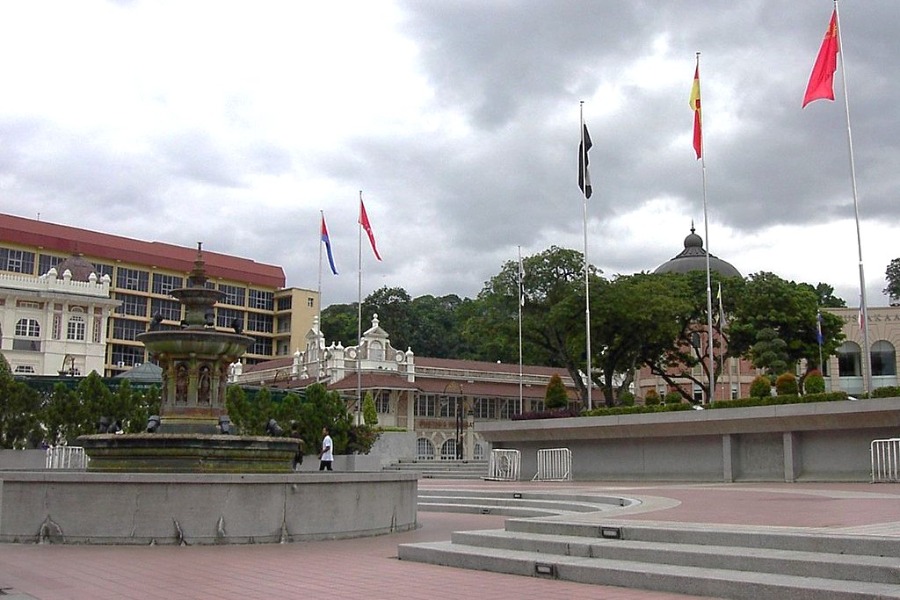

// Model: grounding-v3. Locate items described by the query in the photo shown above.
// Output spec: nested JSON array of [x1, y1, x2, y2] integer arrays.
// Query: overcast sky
[[0, 1, 897, 308]]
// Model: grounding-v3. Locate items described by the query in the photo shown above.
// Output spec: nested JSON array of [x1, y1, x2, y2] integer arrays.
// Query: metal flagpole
[[580, 101, 593, 411], [517, 246, 524, 415], [357, 192, 363, 425], [317, 211, 324, 382], [696, 52, 715, 405], [834, 1, 872, 394]]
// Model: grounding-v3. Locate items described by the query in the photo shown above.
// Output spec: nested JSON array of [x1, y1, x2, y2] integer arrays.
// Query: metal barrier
[[485, 449, 520, 481], [871, 438, 900, 483], [45, 446, 88, 470], [533, 447, 572, 481]]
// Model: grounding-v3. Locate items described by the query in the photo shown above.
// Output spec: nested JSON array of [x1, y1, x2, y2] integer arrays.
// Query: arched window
[[67, 315, 86, 341], [474, 442, 485, 461], [871, 340, 897, 377], [369, 341, 384, 361], [416, 437, 435, 461], [15, 318, 40, 337], [440, 439, 457, 461], [836, 341, 862, 377]]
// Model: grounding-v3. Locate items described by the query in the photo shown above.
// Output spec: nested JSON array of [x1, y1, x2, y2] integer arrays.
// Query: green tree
[[362, 286, 413, 350], [362, 391, 378, 426], [544, 373, 569, 409], [885, 258, 900, 306], [0, 353, 41, 448], [728, 272, 844, 371], [320, 302, 360, 346], [750, 327, 789, 375]]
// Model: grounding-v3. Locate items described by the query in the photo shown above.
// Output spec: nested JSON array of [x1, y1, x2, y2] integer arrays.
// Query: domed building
[[654, 224, 742, 279]]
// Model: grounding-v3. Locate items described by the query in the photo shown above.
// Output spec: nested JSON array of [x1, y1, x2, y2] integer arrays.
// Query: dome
[[54, 255, 98, 282], [653, 225, 742, 278]]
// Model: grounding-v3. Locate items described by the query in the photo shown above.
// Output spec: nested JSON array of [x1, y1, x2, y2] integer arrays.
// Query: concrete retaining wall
[[0, 450, 46, 470], [0, 471, 418, 544], [477, 398, 900, 482]]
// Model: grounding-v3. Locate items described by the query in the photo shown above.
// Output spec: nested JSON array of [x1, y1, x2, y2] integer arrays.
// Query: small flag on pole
[[359, 193, 382, 261], [802, 9, 839, 108], [716, 282, 726, 328], [320, 213, 338, 275], [578, 124, 592, 199], [690, 56, 702, 159], [518, 254, 526, 307], [816, 310, 824, 346]]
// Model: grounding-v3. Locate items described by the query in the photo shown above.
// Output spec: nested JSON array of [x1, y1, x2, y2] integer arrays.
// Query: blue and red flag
[[321, 213, 338, 275]]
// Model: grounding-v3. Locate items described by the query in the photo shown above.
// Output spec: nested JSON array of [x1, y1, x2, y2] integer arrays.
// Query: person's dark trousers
[[319, 460, 333, 471]]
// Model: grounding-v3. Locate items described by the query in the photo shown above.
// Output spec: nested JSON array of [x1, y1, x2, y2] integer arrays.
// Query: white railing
[[871, 438, 900, 483], [45, 446, 88, 470], [485, 449, 520, 481], [533, 447, 572, 481]]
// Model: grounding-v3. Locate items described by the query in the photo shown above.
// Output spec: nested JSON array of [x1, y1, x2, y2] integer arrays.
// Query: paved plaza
[[2, 480, 899, 600]]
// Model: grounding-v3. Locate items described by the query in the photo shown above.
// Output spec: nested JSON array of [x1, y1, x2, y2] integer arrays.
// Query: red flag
[[802, 10, 839, 108], [359, 194, 382, 261], [689, 58, 702, 159]]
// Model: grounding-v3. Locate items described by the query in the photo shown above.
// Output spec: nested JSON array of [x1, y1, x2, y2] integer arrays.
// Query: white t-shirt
[[321, 434, 333, 461]]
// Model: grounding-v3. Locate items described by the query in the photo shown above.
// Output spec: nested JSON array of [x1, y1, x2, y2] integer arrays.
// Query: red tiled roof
[[0, 213, 285, 288]]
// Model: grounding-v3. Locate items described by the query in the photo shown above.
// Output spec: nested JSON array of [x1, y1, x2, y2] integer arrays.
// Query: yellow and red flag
[[802, 9, 839, 108], [689, 58, 702, 159]]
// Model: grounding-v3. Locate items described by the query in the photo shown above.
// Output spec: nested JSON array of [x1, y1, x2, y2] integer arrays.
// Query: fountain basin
[[77, 433, 300, 473]]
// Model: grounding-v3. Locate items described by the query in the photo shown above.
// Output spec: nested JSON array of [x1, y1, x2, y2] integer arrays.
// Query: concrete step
[[398, 540, 900, 600], [418, 491, 639, 517], [449, 529, 900, 585]]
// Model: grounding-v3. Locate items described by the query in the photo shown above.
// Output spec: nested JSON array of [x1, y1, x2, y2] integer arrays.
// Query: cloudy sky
[[0, 1, 897, 308]]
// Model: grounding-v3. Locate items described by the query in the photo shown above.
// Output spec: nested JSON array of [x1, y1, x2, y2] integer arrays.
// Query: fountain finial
[[188, 242, 208, 288]]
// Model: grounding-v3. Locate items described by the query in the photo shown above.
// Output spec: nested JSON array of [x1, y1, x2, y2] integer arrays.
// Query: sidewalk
[[2, 481, 898, 600]]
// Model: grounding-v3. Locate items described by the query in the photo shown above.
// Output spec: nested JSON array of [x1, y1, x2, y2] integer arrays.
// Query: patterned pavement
[[2, 480, 899, 600]]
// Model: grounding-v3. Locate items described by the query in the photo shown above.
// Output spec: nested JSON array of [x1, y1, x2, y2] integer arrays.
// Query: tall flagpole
[[517, 245, 524, 415], [580, 101, 593, 411], [357, 191, 364, 425], [317, 211, 324, 382], [696, 52, 715, 405], [834, 1, 872, 394]]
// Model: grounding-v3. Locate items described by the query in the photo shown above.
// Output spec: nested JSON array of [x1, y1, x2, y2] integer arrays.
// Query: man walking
[[318, 426, 333, 471]]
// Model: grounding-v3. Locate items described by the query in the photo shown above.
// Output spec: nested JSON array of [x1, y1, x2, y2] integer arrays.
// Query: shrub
[[804, 370, 826, 394], [618, 391, 635, 407], [749, 375, 772, 399], [362, 391, 378, 426], [871, 386, 900, 398], [664, 391, 683, 405], [644, 389, 661, 406], [775, 373, 799, 396], [544, 373, 569, 410]]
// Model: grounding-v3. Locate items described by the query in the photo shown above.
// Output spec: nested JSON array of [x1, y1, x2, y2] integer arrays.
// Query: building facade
[[0, 213, 318, 376], [234, 315, 579, 461]]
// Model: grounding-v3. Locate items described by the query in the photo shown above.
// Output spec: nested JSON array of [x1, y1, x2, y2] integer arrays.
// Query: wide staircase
[[400, 489, 900, 599], [383, 459, 488, 479]]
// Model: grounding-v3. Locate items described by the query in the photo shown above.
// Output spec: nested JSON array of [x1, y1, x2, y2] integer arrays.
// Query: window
[[375, 391, 390, 414], [93, 263, 114, 280], [15, 318, 40, 337], [248, 289, 274, 311], [67, 314, 86, 341], [38, 254, 64, 276], [277, 316, 291, 333], [277, 296, 292, 311], [837, 341, 862, 377], [250, 337, 272, 356], [116, 267, 149, 292], [416, 438, 435, 461], [247, 312, 273, 333], [473, 397, 496, 419], [111, 344, 144, 368], [474, 442, 485, 461], [218, 284, 245, 306], [115, 293, 148, 317], [871, 340, 897, 377], [112, 318, 145, 341], [415, 394, 436, 417], [14, 365, 35, 374], [0, 248, 35, 274], [151, 298, 182, 322], [368, 341, 384, 361], [307, 297, 314, 308], [217, 308, 243, 329], [439, 396, 461, 418], [14, 318, 40, 351], [152, 273, 183, 296], [440, 439, 457, 461]]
